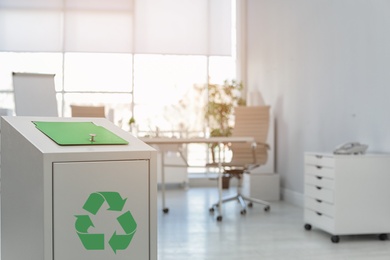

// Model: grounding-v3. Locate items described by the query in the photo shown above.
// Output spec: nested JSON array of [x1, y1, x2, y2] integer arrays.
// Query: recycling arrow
[[75, 215, 104, 250], [82, 192, 127, 215], [117, 211, 137, 234], [75, 215, 94, 232], [75, 191, 137, 254], [109, 211, 137, 253]]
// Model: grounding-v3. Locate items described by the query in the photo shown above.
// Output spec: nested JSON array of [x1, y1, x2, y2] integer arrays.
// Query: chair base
[[210, 193, 270, 215]]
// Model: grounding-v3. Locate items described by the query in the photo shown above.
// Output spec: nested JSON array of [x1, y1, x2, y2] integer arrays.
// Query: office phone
[[333, 142, 368, 155]]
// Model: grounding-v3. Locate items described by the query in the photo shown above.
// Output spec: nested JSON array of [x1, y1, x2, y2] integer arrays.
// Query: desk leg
[[216, 142, 223, 221], [161, 152, 169, 213]]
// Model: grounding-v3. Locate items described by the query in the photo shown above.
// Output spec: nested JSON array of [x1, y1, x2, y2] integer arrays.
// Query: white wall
[[246, 0, 390, 202]]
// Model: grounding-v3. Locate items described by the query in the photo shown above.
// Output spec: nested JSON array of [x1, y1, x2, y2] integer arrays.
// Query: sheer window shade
[[0, 0, 232, 56], [0, 10, 63, 52], [209, 0, 232, 56], [0, 0, 132, 11], [65, 0, 134, 11], [135, 0, 232, 56], [0, 0, 62, 9], [64, 11, 133, 53]]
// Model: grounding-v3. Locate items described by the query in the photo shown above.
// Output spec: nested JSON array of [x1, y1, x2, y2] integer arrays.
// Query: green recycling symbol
[[75, 192, 137, 254]]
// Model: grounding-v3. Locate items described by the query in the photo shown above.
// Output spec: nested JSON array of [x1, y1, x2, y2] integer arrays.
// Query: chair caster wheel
[[264, 205, 270, 212], [379, 234, 388, 241], [304, 224, 312, 231], [163, 208, 169, 213], [240, 209, 247, 215], [216, 215, 223, 221], [331, 235, 340, 243], [209, 207, 215, 213], [248, 202, 253, 208]]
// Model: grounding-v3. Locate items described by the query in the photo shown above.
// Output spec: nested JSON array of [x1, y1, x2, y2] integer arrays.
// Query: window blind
[[0, 0, 232, 56], [0, 10, 63, 52], [64, 11, 133, 53], [0, 0, 62, 9], [135, 0, 232, 55]]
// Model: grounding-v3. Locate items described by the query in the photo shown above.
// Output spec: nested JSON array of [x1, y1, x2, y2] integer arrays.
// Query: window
[[0, 0, 237, 169], [134, 54, 206, 135], [63, 53, 133, 126]]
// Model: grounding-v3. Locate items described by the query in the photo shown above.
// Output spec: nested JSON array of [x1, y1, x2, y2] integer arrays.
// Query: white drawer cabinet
[[304, 152, 390, 243]]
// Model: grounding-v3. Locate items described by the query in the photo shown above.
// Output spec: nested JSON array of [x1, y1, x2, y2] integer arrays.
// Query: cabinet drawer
[[305, 154, 334, 168], [305, 174, 334, 189], [305, 165, 335, 179], [305, 184, 334, 203], [304, 209, 335, 233], [305, 197, 334, 217]]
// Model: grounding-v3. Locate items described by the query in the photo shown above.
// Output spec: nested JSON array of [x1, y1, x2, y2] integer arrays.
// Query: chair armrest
[[252, 142, 269, 149], [251, 142, 269, 165]]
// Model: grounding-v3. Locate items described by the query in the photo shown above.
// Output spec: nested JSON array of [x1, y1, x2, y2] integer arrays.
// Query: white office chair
[[13, 72, 58, 117]]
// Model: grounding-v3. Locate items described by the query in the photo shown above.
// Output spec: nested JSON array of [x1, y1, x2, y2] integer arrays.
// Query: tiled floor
[[1, 186, 389, 259], [158, 187, 390, 260]]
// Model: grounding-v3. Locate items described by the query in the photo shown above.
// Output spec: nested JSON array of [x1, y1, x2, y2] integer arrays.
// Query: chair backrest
[[71, 105, 105, 118], [13, 73, 58, 117], [230, 106, 270, 166]]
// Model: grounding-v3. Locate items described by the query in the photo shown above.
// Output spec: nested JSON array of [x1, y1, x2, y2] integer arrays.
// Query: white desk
[[140, 136, 255, 221]]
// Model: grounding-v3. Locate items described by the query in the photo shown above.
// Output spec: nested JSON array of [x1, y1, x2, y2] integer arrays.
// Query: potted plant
[[200, 79, 246, 188], [128, 116, 137, 135], [205, 79, 246, 138]]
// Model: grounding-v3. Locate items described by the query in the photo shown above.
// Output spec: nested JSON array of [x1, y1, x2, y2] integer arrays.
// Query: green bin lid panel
[[33, 121, 129, 145]]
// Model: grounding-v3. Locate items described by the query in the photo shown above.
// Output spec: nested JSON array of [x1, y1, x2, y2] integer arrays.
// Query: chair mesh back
[[71, 105, 105, 118], [230, 106, 270, 166]]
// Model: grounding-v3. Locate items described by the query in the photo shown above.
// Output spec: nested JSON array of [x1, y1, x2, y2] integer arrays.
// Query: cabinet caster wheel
[[331, 236, 340, 243], [240, 209, 247, 215], [248, 202, 253, 208], [216, 215, 223, 221], [264, 205, 270, 212], [163, 208, 169, 213], [379, 234, 388, 241], [304, 224, 312, 231], [209, 207, 215, 213]]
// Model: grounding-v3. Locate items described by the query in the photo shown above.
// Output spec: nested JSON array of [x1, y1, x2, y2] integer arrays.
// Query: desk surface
[[139, 136, 255, 144]]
